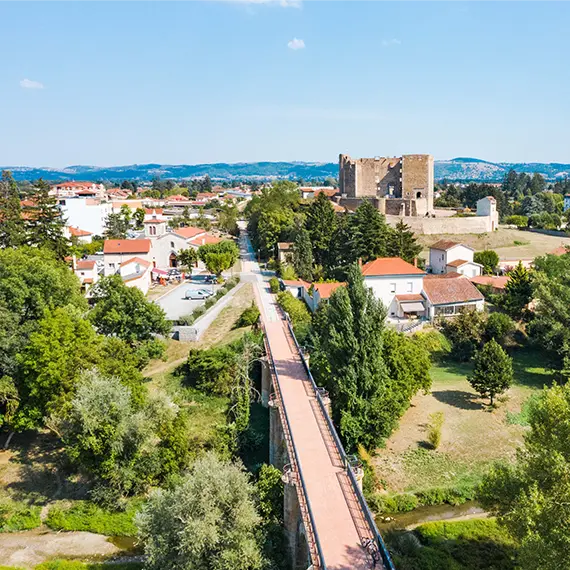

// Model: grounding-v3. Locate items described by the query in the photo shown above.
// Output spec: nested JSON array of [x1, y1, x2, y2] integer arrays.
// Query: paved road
[[155, 281, 217, 321], [240, 226, 377, 570]]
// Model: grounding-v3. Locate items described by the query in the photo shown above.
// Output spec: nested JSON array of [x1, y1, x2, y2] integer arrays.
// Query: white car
[[185, 289, 211, 300]]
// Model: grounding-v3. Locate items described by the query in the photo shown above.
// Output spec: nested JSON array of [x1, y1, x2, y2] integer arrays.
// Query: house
[[422, 273, 485, 318], [429, 240, 483, 278], [303, 282, 345, 313], [300, 187, 339, 200], [280, 279, 310, 298], [476, 196, 499, 231], [277, 242, 293, 264], [361, 257, 426, 318], [118, 257, 153, 295], [60, 197, 113, 236], [66, 226, 93, 244], [50, 182, 106, 200], [470, 275, 510, 293], [112, 200, 144, 214], [103, 239, 153, 276], [73, 258, 100, 295]]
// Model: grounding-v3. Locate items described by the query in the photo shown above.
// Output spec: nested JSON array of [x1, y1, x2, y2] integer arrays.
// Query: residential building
[[73, 258, 100, 295], [361, 257, 426, 318], [429, 240, 483, 277], [277, 242, 293, 264], [103, 239, 153, 275], [66, 226, 93, 244], [470, 274, 509, 293], [303, 282, 345, 313], [50, 182, 106, 200], [60, 197, 113, 236], [422, 273, 485, 318], [119, 257, 153, 295], [300, 187, 339, 200]]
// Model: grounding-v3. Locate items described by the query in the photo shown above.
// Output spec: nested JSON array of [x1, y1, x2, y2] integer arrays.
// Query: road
[[155, 281, 217, 321]]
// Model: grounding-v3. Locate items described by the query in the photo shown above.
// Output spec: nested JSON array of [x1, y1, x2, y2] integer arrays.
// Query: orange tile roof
[[112, 200, 143, 209], [174, 227, 206, 240], [551, 245, 570, 256], [83, 278, 94, 284], [189, 235, 223, 246], [68, 226, 92, 237], [103, 239, 151, 254], [395, 294, 424, 302], [430, 239, 461, 251], [145, 208, 163, 215], [313, 282, 345, 299], [143, 218, 167, 224], [282, 279, 310, 287], [278, 242, 293, 250], [121, 257, 152, 268], [422, 274, 484, 305], [76, 260, 96, 270], [470, 275, 509, 290], [446, 259, 470, 268], [196, 192, 217, 199], [361, 257, 425, 276]]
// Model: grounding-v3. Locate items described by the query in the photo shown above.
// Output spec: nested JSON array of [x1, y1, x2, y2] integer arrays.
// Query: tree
[[503, 262, 533, 318], [439, 309, 486, 361], [473, 250, 499, 275], [350, 200, 390, 263], [312, 263, 391, 449], [136, 452, 264, 570], [178, 248, 199, 271], [204, 252, 233, 276], [305, 192, 336, 267], [468, 339, 513, 405], [55, 370, 188, 501], [292, 228, 313, 281], [0, 171, 25, 248], [484, 312, 515, 346], [217, 204, 239, 236], [15, 306, 101, 429], [386, 220, 422, 264], [104, 212, 130, 239], [24, 179, 69, 259], [133, 208, 145, 229], [89, 275, 170, 344], [478, 382, 570, 569]]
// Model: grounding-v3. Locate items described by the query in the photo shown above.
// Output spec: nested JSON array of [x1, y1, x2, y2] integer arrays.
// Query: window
[[390, 283, 396, 293], [407, 282, 413, 293], [171, 241, 175, 248], [109, 263, 115, 270]]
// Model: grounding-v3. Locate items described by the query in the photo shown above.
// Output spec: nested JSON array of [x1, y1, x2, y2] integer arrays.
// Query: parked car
[[168, 268, 182, 277], [196, 288, 214, 297], [205, 275, 218, 284], [185, 289, 211, 300]]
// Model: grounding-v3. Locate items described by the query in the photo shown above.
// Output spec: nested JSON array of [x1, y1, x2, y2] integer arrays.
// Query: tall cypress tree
[[305, 192, 337, 268], [350, 199, 389, 263], [293, 228, 313, 281], [386, 220, 422, 263], [25, 179, 69, 259], [0, 171, 26, 248], [313, 263, 391, 449]]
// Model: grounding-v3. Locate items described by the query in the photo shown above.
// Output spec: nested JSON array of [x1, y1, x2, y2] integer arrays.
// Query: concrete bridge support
[[269, 398, 288, 470], [260, 357, 272, 408], [283, 468, 311, 570]]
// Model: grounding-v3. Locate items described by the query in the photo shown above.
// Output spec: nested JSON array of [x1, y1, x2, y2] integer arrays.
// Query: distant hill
[[3, 158, 570, 183]]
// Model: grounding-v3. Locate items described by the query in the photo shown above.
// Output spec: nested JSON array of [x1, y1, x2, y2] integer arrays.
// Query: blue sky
[[2, 1, 570, 167]]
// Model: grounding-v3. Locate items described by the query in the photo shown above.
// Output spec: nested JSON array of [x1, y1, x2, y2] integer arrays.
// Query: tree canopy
[[468, 339, 513, 405]]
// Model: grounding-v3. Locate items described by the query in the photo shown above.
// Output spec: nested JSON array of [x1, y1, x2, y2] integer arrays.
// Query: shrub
[[269, 277, 280, 294], [183, 346, 236, 396], [35, 562, 143, 570], [427, 411, 444, 449], [439, 309, 486, 361], [45, 500, 139, 536], [0, 500, 41, 532], [485, 312, 515, 346], [393, 493, 419, 512], [504, 215, 529, 229], [411, 330, 451, 359], [276, 291, 311, 327], [280, 265, 296, 280], [474, 250, 499, 275], [236, 303, 260, 328]]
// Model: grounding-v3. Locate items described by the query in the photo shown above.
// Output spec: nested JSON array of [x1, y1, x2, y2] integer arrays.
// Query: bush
[[427, 411, 444, 449], [0, 500, 41, 532], [280, 265, 296, 280], [411, 331, 451, 359], [473, 250, 499, 275], [439, 309, 486, 361], [485, 312, 515, 346], [46, 501, 139, 536], [269, 277, 280, 294], [236, 303, 260, 328], [35, 562, 143, 570], [504, 215, 529, 228], [276, 291, 311, 327]]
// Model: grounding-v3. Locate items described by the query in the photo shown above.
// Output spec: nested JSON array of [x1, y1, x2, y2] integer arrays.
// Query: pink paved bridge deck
[[253, 277, 374, 570]]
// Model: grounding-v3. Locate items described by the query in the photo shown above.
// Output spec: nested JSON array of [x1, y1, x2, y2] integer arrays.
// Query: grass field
[[372, 348, 554, 495], [417, 227, 570, 260]]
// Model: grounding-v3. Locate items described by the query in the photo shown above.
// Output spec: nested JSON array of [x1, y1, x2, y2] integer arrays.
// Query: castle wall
[[401, 154, 434, 212], [386, 214, 496, 235]]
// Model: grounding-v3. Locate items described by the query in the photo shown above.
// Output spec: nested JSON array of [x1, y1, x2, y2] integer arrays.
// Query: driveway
[[155, 281, 217, 321]]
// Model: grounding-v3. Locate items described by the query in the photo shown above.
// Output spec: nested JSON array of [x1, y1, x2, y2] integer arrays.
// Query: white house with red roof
[[303, 282, 346, 312], [73, 258, 100, 295], [50, 182, 106, 200], [118, 257, 153, 295], [103, 239, 153, 276], [429, 240, 483, 278], [65, 225, 93, 244]]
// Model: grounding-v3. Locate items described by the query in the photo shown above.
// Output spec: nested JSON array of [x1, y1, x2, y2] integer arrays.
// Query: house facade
[[103, 239, 153, 276], [429, 240, 483, 278], [422, 274, 485, 318]]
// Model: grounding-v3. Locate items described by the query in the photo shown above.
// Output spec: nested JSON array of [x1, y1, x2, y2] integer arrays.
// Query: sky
[[2, 1, 570, 167]]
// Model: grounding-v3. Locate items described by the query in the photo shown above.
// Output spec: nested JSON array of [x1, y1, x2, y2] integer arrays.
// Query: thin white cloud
[[288, 38, 305, 51], [382, 39, 401, 47], [20, 79, 44, 90], [218, 0, 301, 7]]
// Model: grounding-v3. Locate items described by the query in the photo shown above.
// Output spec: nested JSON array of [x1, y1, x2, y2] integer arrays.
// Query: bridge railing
[[285, 317, 396, 570], [260, 320, 326, 570]]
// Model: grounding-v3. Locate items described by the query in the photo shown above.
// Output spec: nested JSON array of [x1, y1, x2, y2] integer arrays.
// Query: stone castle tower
[[338, 153, 434, 216]]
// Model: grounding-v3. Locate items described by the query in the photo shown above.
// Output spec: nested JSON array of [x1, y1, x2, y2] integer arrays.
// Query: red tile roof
[[395, 294, 424, 302], [189, 235, 223, 247], [361, 257, 425, 276], [103, 239, 151, 254], [121, 257, 152, 268], [174, 227, 206, 240], [470, 275, 509, 290], [68, 226, 92, 237], [196, 192, 217, 199], [282, 279, 310, 288], [430, 240, 462, 251], [313, 282, 345, 299], [76, 260, 96, 270], [145, 208, 163, 215], [278, 242, 293, 250], [143, 218, 167, 224], [446, 259, 469, 268], [422, 274, 484, 305]]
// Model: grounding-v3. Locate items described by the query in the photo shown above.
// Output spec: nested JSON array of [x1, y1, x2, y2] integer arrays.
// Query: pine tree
[[305, 192, 337, 267], [386, 220, 422, 263], [24, 179, 69, 259], [503, 261, 533, 318], [468, 339, 513, 405], [350, 199, 389, 263], [0, 171, 25, 248], [293, 227, 313, 281], [314, 263, 390, 449]]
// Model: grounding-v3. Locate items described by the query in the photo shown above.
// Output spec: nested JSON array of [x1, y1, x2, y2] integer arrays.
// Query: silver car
[[185, 289, 211, 300]]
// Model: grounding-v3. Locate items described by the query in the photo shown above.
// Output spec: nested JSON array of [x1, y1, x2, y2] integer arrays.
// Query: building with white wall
[[476, 196, 499, 231], [429, 240, 483, 278], [60, 198, 113, 237], [103, 239, 153, 276], [422, 274, 485, 318], [73, 258, 100, 295], [119, 257, 152, 295]]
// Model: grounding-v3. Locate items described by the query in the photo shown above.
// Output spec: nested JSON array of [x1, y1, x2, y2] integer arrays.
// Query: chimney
[[413, 257, 418, 267]]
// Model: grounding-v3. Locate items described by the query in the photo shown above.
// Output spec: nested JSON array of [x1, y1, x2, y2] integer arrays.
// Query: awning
[[400, 301, 425, 313], [152, 268, 168, 276]]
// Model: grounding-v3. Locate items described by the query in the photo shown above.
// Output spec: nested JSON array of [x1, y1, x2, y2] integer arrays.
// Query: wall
[[339, 154, 402, 199], [401, 154, 434, 213], [104, 251, 153, 276], [61, 198, 112, 236], [151, 233, 189, 268], [363, 274, 425, 317], [386, 214, 496, 235]]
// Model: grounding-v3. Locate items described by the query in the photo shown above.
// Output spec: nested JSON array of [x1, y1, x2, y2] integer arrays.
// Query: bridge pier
[[260, 357, 272, 408], [283, 467, 311, 570], [269, 398, 287, 470]]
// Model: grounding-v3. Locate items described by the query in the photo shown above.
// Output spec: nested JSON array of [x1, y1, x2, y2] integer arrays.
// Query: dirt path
[[0, 529, 124, 568]]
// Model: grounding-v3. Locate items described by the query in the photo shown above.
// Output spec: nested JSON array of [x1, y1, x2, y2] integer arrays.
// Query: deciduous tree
[[0, 171, 25, 248], [468, 339, 513, 405]]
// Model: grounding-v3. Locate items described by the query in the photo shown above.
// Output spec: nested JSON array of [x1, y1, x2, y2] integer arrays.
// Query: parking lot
[[154, 279, 218, 321]]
